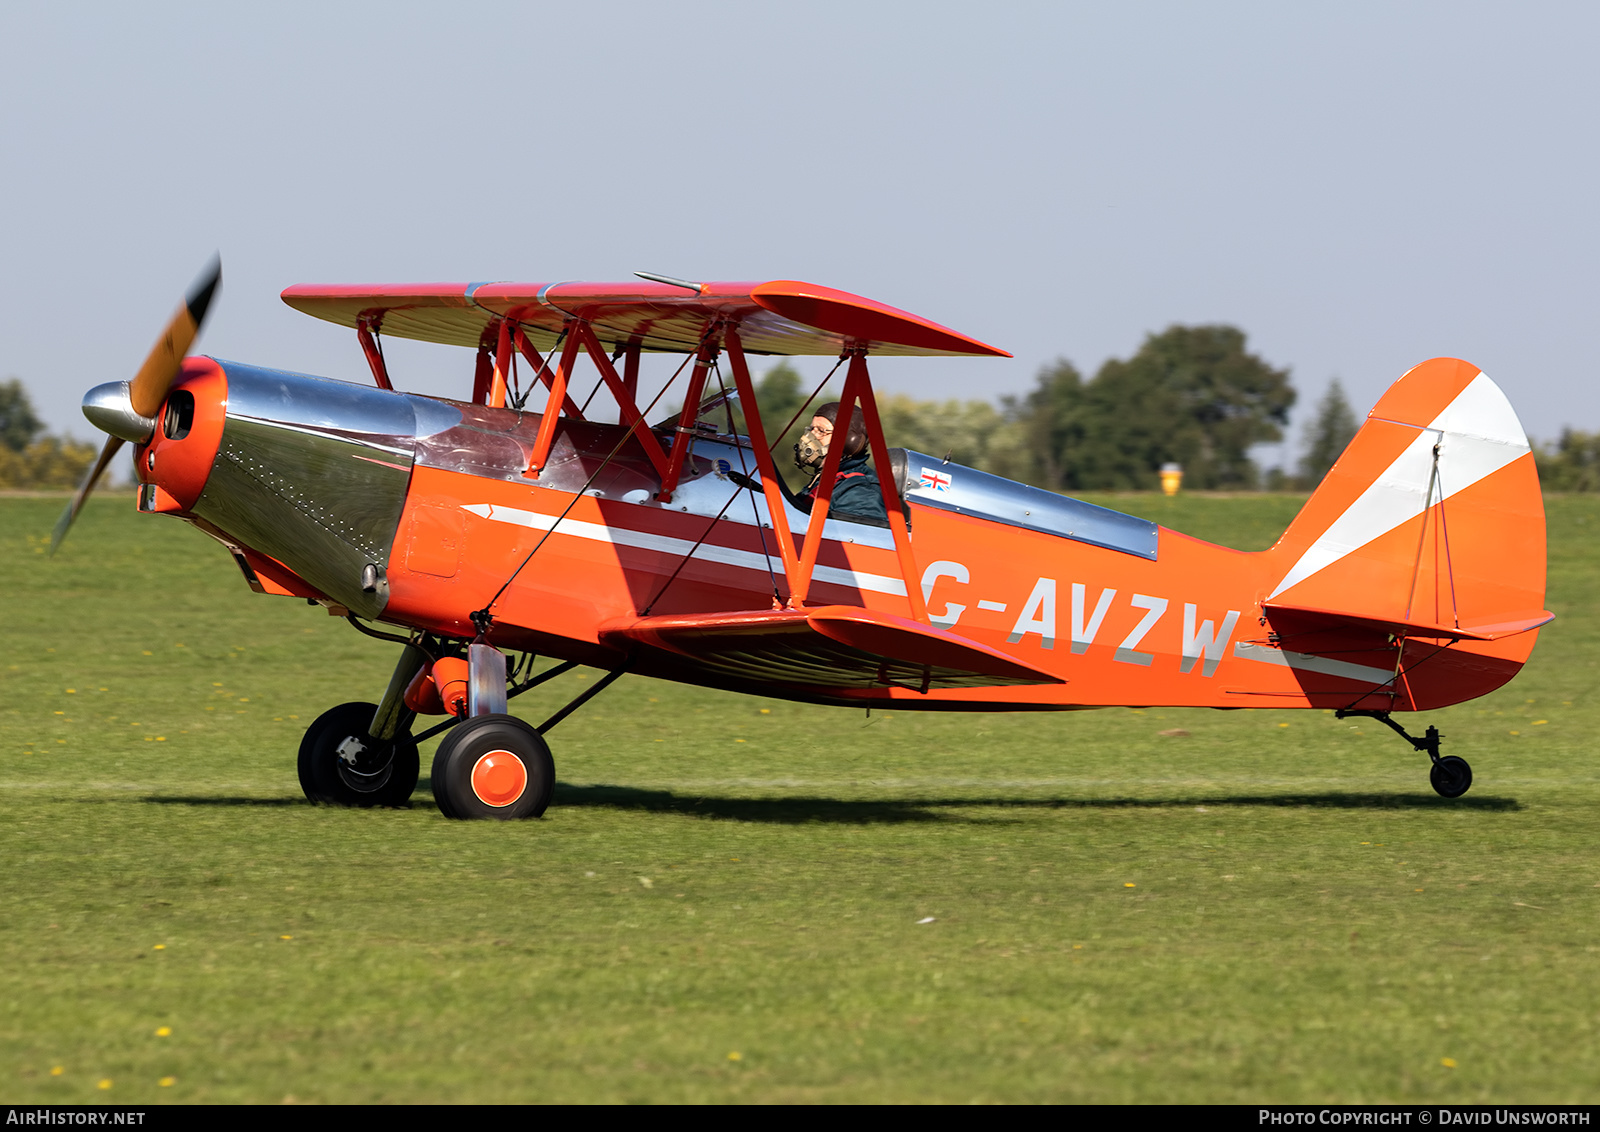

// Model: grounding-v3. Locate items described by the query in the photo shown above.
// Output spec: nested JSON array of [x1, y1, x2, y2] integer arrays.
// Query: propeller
[[50, 257, 221, 554]]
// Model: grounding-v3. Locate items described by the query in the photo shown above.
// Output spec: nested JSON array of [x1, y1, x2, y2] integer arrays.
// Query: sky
[[2, 1, 1597, 474]]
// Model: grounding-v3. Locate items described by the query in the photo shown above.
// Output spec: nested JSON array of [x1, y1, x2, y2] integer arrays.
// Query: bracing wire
[[508, 334, 521, 407], [576, 350, 613, 418], [720, 365, 784, 605], [476, 333, 713, 619], [639, 361, 779, 615], [373, 325, 390, 386], [510, 328, 567, 413]]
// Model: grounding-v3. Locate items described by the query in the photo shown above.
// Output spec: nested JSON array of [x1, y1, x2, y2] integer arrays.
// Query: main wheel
[[431, 713, 554, 821], [1429, 755, 1473, 798], [297, 701, 420, 807]]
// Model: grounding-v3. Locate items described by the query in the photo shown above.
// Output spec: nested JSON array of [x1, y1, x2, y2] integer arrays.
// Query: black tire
[[297, 701, 420, 808], [431, 713, 554, 821], [1429, 755, 1473, 799]]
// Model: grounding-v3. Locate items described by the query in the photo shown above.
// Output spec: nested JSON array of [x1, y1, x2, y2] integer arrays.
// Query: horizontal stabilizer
[[1264, 601, 1554, 642], [599, 605, 1063, 693]]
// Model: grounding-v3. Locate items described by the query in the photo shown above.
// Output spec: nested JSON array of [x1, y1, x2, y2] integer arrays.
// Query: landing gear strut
[[307, 623, 629, 819], [1336, 710, 1473, 798]]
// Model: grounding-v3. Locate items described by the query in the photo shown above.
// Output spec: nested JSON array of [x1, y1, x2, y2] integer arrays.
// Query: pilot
[[719, 402, 889, 526]]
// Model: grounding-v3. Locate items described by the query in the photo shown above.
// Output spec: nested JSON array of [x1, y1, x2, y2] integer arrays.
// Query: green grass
[[2, 492, 1598, 1103]]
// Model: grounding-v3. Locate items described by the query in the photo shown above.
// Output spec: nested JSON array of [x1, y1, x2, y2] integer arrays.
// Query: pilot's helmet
[[816, 403, 869, 457]]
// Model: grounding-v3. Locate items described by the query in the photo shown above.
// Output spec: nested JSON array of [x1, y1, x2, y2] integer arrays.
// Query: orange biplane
[[57, 262, 1551, 818]]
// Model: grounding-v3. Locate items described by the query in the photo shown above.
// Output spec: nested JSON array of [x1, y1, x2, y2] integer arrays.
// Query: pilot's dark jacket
[[797, 452, 889, 526]]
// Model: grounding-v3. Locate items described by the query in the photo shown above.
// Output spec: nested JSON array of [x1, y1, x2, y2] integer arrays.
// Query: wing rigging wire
[[507, 334, 520, 406], [723, 366, 784, 605], [510, 327, 568, 412], [635, 354, 847, 615], [473, 331, 715, 623], [477, 333, 853, 631], [640, 360, 775, 614], [576, 344, 629, 419]]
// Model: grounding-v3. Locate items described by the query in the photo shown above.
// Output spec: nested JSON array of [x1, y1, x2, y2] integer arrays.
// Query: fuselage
[[135, 358, 1536, 714]]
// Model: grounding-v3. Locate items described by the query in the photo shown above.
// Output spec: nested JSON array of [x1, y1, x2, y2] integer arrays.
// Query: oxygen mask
[[794, 425, 829, 470]]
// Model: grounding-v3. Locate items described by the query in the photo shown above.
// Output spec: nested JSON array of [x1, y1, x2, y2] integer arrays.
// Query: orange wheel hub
[[470, 749, 528, 807]]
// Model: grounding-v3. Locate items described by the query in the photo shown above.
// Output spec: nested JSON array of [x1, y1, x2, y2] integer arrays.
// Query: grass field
[[2, 492, 1597, 1104]]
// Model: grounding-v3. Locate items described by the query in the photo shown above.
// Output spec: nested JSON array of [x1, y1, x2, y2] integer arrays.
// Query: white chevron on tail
[[1268, 371, 1529, 600]]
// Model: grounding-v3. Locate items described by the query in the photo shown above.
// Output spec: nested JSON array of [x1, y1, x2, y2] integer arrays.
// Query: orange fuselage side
[[381, 462, 1536, 713]]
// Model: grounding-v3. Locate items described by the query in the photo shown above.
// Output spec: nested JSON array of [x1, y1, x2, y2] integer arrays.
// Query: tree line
[[735, 330, 1600, 493], [738, 325, 1345, 491], [0, 379, 97, 490]]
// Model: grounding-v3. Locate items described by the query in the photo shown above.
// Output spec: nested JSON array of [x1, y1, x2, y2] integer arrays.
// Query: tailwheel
[[1429, 755, 1473, 799], [431, 713, 554, 821], [1336, 711, 1476, 799], [298, 701, 420, 807]]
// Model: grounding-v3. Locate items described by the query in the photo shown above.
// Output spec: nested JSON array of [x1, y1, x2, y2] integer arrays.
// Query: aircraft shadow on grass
[[548, 784, 1523, 823], [139, 796, 306, 808], [138, 785, 1521, 822]]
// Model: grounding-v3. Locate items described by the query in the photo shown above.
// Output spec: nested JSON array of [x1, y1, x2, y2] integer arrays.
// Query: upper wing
[[598, 605, 1062, 694], [280, 279, 1011, 358]]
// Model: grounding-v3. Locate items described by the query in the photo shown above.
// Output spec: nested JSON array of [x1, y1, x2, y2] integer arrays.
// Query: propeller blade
[[52, 256, 221, 554], [128, 256, 221, 418], [49, 435, 125, 556]]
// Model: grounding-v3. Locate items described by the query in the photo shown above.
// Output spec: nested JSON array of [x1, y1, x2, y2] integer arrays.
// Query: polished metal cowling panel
[[894, 448, 1160, 559], [192, 361, 417, 617]]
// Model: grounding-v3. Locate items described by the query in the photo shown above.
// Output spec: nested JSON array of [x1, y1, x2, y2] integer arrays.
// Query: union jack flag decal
[[919, 467, 952, 493]]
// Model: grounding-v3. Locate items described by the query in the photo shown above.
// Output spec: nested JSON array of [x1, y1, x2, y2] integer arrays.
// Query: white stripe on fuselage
[[1233, 640, 1396, 685], [462, 503, 909, 597], [1268, 372, 1530, 600]]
